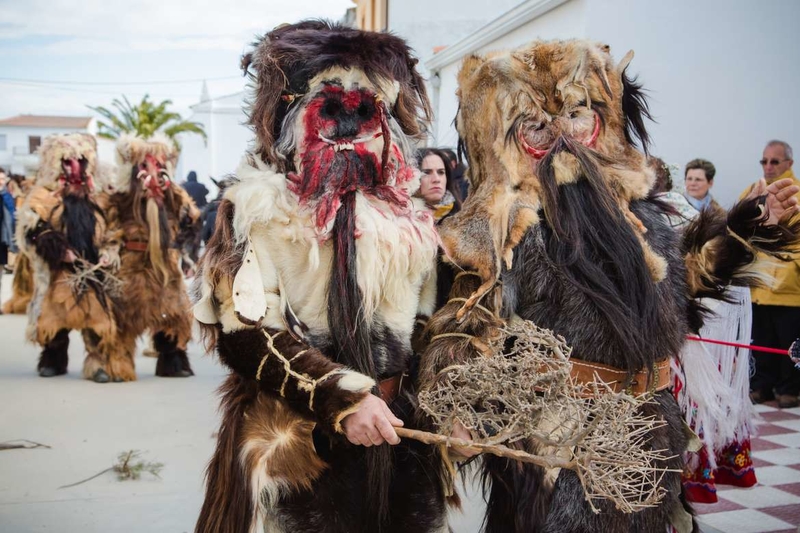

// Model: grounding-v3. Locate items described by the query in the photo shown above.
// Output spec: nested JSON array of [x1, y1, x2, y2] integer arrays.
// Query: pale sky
[[0, 0, 354, 119]]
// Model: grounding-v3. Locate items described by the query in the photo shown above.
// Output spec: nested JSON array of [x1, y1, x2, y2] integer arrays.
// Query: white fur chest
[[208, 157, 439, 340]]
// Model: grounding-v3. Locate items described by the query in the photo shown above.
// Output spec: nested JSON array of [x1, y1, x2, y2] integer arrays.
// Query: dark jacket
[[182, 171, 209, 208]]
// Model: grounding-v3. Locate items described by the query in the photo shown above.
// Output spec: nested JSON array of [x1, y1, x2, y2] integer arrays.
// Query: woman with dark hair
[[415, 147, 462, 222], [415, 148, 465, 313]]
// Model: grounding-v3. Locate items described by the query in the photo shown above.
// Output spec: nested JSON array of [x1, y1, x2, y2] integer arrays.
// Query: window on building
[[0, 134, 6, 151], [29, 136, 41, 154]]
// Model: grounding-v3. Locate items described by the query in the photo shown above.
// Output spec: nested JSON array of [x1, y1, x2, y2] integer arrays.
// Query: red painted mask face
[[136, 154, 171, 202], [287, 83, 416, 233], [59, 157, 94, 196]]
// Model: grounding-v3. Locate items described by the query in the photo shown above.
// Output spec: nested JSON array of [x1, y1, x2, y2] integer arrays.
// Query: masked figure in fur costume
[[193, 21, 450, 533], [418, 40, 800, 533], [16, 133, 119, 382], [106, 134, 200, 380]]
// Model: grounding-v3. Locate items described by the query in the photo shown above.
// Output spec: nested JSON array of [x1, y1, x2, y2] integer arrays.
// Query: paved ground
[[694, 402, 800, 533], [0, 273, 481, 532], [1, 272, 795, 532]]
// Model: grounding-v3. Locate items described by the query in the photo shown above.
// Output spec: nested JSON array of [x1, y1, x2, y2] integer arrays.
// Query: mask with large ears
[[446, 40, 660, 316]]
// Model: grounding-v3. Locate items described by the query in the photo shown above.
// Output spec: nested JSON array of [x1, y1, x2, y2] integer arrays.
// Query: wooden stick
[[395, 427, 575, 470]]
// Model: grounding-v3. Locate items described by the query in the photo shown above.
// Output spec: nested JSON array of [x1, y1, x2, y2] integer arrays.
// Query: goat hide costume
[[419, 40, 800, 533], [106, 134, 199, 381], [193, 21, 448, 533], [16, 133, 118, 382]]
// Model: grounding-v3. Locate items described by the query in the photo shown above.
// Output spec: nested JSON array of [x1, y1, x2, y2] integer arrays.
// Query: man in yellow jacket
[[746, 140, 800, 408]]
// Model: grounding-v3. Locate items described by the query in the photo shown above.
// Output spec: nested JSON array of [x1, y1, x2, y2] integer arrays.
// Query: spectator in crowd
[[182, 170, 209, 209], [416, 148, 464, 311], [649, 156, 698, 228], [201, 177, 233, 244], [745, 140, 800, 408], [440, 148, 469, 200], [0, 168, 17, 302], [684, 158, 723, 214], [415, 148, 462, 222]]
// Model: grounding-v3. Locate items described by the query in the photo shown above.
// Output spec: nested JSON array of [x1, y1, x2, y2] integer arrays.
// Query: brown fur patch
[[1, 254, 33, 314], [240, 394, 328, 492], [451, 40, 661, 302]]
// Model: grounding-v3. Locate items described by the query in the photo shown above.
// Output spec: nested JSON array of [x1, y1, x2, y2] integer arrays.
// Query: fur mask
[[36, 133, 98, 195], [241, 20, 432, 236], [445, 40, 662, 312], [114, 133, 178, 201]]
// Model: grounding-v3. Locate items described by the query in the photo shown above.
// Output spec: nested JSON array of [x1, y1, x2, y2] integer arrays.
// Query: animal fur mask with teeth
[[37, 133, 98, 196], [241, 20, 431, 235], [114, 133, 178, 203], [447, 40, 662, 313]]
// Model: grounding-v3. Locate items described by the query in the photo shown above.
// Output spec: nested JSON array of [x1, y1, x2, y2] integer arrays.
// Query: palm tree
[[88, 95, 206, 148]]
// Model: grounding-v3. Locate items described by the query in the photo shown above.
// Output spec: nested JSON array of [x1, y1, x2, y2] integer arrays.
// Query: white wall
[[177, 92, 252, 194], [426, 0, 800, 206], [388, 0, 521, 74], [583, 0, 800, 206], [430, 0, 585, 148], [0, 125, 93, 174]]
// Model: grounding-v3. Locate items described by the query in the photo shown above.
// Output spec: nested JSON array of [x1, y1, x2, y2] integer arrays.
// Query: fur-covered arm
[[682, 195, 800, 301], [215, 327, 375, 433], [417, 270, 505, 403], [25, 218, 70, 271], [194, 199, 374, 433]]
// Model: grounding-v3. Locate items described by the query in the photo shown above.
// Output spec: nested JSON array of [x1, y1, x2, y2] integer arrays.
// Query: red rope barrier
[[686, 335, 788, 355]]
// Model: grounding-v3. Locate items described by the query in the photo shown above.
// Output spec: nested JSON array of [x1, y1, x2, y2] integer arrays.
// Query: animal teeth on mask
[[318, 131, 382, 151]]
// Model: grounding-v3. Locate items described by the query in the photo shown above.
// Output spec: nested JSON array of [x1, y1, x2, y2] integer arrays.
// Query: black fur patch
[[61, 194, 101, 264], [621, 70, 652, 154], [534, 139, 664, 372]]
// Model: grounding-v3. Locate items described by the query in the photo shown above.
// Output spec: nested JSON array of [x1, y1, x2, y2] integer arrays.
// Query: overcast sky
[[0, 0, 353, 119]]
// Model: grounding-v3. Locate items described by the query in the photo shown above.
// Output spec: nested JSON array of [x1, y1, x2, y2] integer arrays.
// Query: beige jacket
[[740, 169, 800, 306]]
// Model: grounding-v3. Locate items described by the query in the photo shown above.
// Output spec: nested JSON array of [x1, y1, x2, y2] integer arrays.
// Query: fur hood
[[36, 133, 98, 190], [241, 20, 430, 166], [113, 133, 178, 190]]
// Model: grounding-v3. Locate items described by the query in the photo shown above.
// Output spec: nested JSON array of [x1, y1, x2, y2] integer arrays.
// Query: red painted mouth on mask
[[520, 111, 601, 160], [287, 86, 415, 234], [59, 158, 94, 194]]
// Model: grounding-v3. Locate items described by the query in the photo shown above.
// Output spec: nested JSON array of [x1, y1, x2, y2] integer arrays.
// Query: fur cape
[[419, 40, 800, 533], [194, 20, 448, 533], [15, 133, 117, 379], [105, 134, 198, 381]]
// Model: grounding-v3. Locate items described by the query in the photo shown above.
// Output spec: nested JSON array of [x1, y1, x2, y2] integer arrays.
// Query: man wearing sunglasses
[[746, 140, 800, 408]]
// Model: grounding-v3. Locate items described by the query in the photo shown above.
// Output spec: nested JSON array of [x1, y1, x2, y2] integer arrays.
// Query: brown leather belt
[[379, 373, 408, 404], [124, 240, 148, 252], [570, 357, 672, 396]]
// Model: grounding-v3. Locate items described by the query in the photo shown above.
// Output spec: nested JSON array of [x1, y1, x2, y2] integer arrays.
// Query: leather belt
[[379, 373, 408, 404], [124, 240, 148, 252], [570, 358, 671, 396]]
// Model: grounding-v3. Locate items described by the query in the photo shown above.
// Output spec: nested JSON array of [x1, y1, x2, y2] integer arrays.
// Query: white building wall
[[387, 0, 521, 74], [583, 0, 800, 206], [177, 92, 252, 194], [0, 124, 96, 175], [431, 0, 585, 148], [426, 0, 800, 206]]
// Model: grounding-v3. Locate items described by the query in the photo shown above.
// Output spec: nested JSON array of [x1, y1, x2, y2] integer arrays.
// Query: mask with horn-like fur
[[447, 40, 663, 315]]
